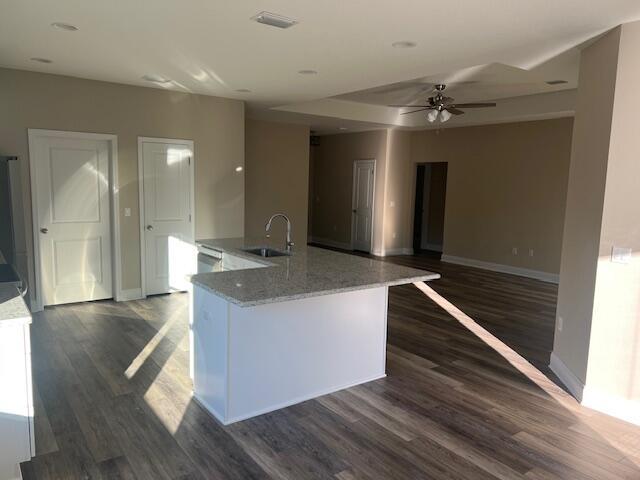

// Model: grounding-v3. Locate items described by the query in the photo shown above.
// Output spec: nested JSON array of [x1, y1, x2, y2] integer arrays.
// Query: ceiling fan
[[390, 84, 496, 123]]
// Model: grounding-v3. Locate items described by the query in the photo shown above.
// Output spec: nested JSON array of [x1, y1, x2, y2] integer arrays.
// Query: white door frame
[[28, 129, 122, 312], [350, 159, 376, 252], [137, 137, 195, 298]]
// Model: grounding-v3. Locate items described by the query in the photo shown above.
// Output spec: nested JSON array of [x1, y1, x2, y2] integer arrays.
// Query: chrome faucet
[[265, 213, 294, 252]]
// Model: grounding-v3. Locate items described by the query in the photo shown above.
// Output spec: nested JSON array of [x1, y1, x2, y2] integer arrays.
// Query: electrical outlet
[[392, 232, 397, 239], [557, 316, 563, 332], [124, 207, 131, 217], [612, 246, 632, 264], [512, 247, 518, 256], [529, 248, 534, 257]]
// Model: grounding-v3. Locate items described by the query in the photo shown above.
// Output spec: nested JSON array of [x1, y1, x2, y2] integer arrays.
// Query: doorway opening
[[413, 162, 447, 257]]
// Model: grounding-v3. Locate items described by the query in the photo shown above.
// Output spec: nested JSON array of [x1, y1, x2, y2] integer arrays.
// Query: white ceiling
[[2, 1, 640, 130], [335, 52, 580, 107]]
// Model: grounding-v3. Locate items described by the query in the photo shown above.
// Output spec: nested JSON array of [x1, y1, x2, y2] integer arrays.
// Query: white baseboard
[[309, 237, 415, 257], [309, 236, 352, 251], [116, 288, 144, 302], [441, 254, 559, 284], [549, 352, 584, 401], [582, 388, 640, 427], [376, 247, 414, 257], [551, 352, 640, 426]]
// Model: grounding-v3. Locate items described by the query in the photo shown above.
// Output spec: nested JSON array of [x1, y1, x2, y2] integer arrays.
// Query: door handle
[[40, 228, 48, 234], [146, 225, 154, 231]]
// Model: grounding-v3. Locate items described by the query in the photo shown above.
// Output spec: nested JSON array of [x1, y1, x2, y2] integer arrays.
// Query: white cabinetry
[[190, 284, 388, 425], [0, 287, 33, 480]]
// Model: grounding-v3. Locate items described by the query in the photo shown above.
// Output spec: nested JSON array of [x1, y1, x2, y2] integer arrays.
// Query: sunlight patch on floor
[[124, 309, 181, 380], [412, 281, 584, 411], [413, 281, 640, 466]]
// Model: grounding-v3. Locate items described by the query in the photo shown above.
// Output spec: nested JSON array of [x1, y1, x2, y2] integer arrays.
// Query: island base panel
[[191, 285, 388, 424]]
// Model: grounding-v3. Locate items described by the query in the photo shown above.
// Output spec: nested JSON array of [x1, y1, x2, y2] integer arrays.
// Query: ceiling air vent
[[546, 80, 568, 85], [251, 11, 298, 29]]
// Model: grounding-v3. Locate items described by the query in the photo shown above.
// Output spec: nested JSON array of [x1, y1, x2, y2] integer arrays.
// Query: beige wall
[[0, 67, 245, 295], [589, 23, 640, 404], [554, 29, 621, 383], [245, 119, 310, 244], [383, 129, 412, 253], [310, 120, 573, 270], [407, 118, 573, 274], [555, 23, 640, 413], [309, 130, 388, 253]]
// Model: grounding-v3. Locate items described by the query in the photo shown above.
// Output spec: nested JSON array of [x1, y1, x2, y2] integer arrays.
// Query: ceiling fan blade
[[389, 104, 431, 108], [451, 102, 497, 108], [446, 107, 465, 115], [400, 108, 433, 115]]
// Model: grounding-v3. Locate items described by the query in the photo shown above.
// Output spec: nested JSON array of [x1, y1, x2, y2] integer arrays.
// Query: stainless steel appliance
[[197, 244, 224, 273], [0, 155, 27, 296]]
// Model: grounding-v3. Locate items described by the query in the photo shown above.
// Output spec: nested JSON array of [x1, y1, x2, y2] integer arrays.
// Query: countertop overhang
[[190, 238, 440, 307], [0, 249, 31, 326]]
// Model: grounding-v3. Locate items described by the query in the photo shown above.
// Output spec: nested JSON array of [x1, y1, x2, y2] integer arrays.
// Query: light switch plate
[[611, 246, 632, 264], [124, 207, 131, 217]]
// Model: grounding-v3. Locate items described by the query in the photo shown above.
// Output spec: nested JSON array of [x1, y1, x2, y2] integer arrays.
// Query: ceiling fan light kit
[[439, 109, 452, 122], [391, 83, 497, 123]]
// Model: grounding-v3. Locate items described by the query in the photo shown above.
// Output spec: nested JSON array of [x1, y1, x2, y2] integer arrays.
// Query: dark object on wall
[[0, 155, 18, 266]]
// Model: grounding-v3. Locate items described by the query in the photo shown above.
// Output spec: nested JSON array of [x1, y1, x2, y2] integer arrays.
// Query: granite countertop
[[0, 284, 31, 327], [0, 248, 31, 326], [190, 238, 440, 307]]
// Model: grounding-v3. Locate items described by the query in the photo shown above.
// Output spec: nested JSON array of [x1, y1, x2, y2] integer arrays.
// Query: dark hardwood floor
[[21, 253, 640, 479]]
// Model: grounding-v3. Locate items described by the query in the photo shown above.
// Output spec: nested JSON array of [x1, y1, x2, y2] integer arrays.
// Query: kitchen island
[[189, 238, 439, 425]]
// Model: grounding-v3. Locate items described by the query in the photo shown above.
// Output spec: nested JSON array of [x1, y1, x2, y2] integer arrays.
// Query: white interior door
[[31, 135, 113, 306], [352, 160, 375, 252], [141, 140, 194, 295]]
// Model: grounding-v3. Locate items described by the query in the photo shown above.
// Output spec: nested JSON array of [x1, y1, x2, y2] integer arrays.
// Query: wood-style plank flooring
[[21, 253, 640, 479]]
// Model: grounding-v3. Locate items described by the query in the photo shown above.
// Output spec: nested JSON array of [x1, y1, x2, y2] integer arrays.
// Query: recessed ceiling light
[[392, 41, 417, 49], [298, 69, 318, 75], [51, 22, 78, 31], [251, 11, 298, 29], [546, 79, 568, 85], [235, 166, 244, 172], [141, 74, 171, 83], [235, 89, 252, 93], [338, 127, 348, 130], [30, 57, 52, 64]]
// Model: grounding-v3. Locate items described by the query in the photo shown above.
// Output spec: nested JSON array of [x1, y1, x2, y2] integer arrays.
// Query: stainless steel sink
[[243, 247, 290, 258]]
